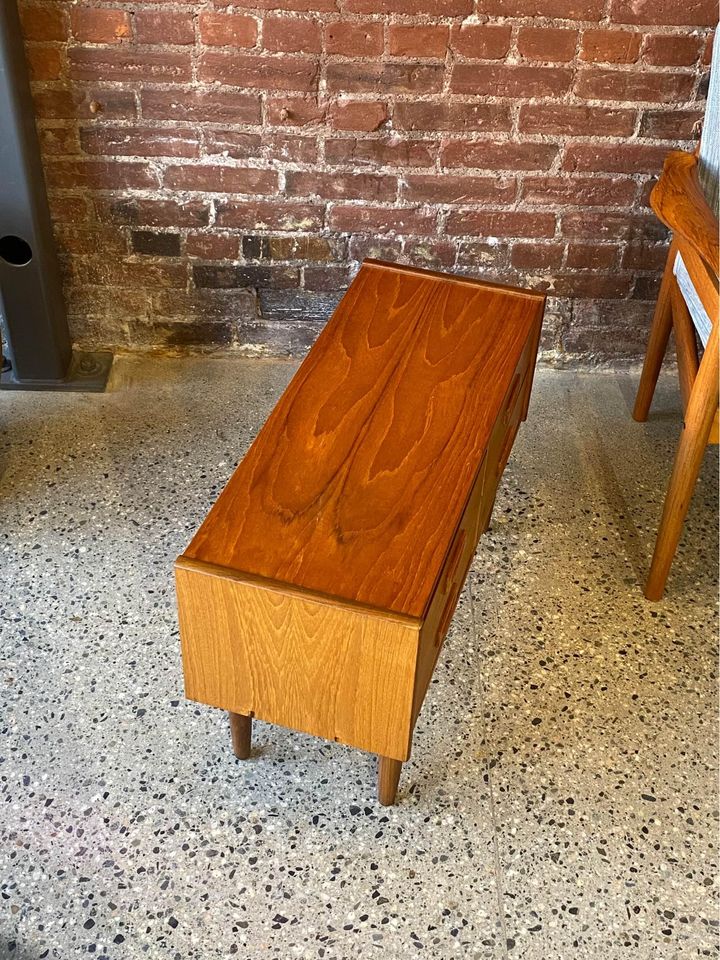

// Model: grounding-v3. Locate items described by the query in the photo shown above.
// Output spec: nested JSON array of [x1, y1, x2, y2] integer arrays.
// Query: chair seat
[[674, 251, 713, 347]]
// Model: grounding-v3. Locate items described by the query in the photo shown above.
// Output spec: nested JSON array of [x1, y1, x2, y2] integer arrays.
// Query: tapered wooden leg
[[645, 323, 719, 601], [229, 712, 252, 759], [670, 282, 699, 414], [378, 756, 402, 806], [633, 245, 676, 423]]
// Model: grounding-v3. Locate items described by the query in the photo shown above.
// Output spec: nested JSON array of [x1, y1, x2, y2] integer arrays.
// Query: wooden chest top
[[182, 260, 544, 619]]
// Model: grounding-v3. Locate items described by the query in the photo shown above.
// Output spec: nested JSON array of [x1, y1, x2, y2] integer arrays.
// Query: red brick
[[73, 259, 187, 289], [575, 68, 694, 102], [639, 107, 703, 138], [325, 21, 383, 56], [56, 225, 125, 256], [80, 127, 200, 159], [186, 233, 240, 260], [554, 274, 631, 298], [69, 48, 191, 83], [521, 176, 637, 206], [702, 32, 714, 64], [164, 165, 278, 194], [286, 170, 397, 201], [642, 34, 703, 66], [95, 198, 209, 228], [39, 125, 80, 156], [26, 46, 63, 81], [561, 211, 633, 239], [511, 243, 565, 270], [20, 4, 66, 41], [564, 143, 669, 174], [304, 265, 352, 290], [442, 140, 558, 171], [328, 205, 437, 234], [264, 16, 322, 53], [329, 101, 388, 132], [446, 210, 556, 238], [566, 243, 620, 268], [216, 0, 336, 9], [199, 52, 319, 92], [403, 239, 458, 269], [33, 89, 75, 119], [266, 97, 326, 126], [402, 175, 516, 204], [198, 13, 258, 47], [141, 89, 261, 123], [135, 11, 195, 45], [48, 195, 90, 223], [451, 64, 572, 97], [519, 104, 636, 137], [325, 138, 437, 167], [580, 29, 641, 62], [517, 28, 579, 63], [76, 89, 138, 120], [450, 24, 512, 59], [394, 102, 511, 133], [349, 235, 404, 261], [389, 25, 449, 58], [472, 0, 604, 17], [204, 130, 263, 160], [70, 7, 131, 43], [33, 87, 137, 120], [216, 200, 324, 230], [326, 62, 443, 95], [344, 0, 470, 12], [621, 242, 670, 270], [45, 160, 158, 190], [610, 0, 716, 25], [263, 133, 318, 164]]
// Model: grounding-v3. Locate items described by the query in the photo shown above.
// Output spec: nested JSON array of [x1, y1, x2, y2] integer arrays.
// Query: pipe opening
[[0, 235, 33, 266]]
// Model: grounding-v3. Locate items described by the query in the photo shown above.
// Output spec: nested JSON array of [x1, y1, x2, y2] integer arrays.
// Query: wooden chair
[[633, 35, 719, 601]]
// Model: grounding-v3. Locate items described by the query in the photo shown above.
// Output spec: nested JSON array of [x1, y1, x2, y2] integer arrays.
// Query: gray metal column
[[0, 0, 111, 391]]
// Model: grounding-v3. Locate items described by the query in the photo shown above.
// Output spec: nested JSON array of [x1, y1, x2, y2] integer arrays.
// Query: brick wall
[[20, 0, 715, 361]]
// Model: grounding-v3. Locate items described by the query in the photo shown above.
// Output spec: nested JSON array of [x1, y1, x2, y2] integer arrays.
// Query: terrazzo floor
[[0, 356, 717, 960]]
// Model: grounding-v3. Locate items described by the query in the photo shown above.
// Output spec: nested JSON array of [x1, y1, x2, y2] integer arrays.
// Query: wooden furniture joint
[[176, 260, 545, 805]]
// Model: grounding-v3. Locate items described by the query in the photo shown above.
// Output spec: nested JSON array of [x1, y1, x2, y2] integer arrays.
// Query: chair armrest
[[650, 151, 719, 278]]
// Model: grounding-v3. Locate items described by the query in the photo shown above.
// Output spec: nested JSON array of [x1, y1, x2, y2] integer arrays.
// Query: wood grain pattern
[[229, 712, 252, 760], [176, 560, 421, 760], [378, 756, 403, 806], [183, 260, 544, 619], [635, 149, 718, 600], [176, 260, 545, 787], [650, 151, 719, 276], [645, 319, 719, 600]]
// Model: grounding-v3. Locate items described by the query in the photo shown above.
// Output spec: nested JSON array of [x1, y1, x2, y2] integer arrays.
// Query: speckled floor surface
[[0, 357, 717, 960]]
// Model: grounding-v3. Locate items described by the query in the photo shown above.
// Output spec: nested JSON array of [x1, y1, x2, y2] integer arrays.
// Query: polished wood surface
[[645, 320, 719, 600], [177, 559, 421, 761], [650, 151, 719, 275], [634, 149, 719, 599], [184, 260, 544, 619], [230, 712, 252, 760], [378, 756, 403, 806], [177, 259, 545, 800], [633, 242, 676, 423]]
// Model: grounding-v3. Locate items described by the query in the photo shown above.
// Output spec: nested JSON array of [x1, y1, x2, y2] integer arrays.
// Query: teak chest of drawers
[[176, 260, 544, 805]]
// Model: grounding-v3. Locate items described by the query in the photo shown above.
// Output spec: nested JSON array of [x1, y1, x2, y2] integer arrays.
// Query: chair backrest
[[698, 28, 720, 217]]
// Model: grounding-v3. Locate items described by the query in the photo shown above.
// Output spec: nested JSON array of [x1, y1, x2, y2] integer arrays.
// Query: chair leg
[[229, 712, 252, 759], [645, 323, 719, 601], [633, 246, 676, 423], [670, 282, 699, 414], [378, 756, 402, 806]]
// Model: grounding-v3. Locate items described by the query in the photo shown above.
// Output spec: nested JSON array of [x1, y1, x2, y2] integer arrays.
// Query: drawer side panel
[[176, 563, 420, 761]]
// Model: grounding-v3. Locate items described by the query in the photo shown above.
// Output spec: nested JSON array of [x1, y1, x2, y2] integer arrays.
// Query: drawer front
[[410, 335, 534, 725]]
